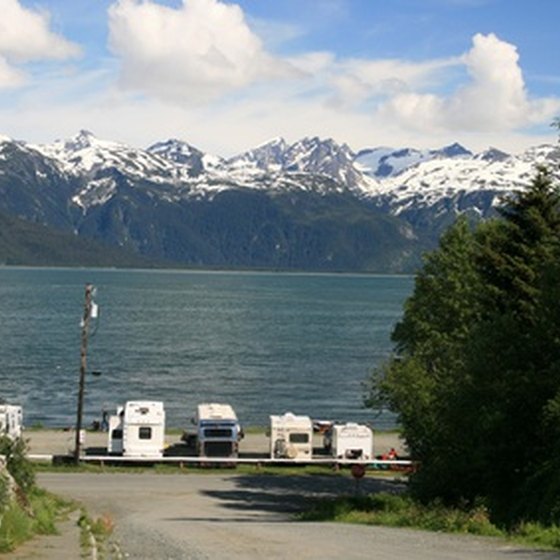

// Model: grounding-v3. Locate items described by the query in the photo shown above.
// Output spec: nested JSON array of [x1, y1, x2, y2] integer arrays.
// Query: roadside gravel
[[38, 472, 560, 560]]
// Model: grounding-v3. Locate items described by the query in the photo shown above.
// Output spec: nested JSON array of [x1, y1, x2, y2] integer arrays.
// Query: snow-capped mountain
[[0, 129, 558, 272], [377, 143, 560, 215], [225, 136, 374, 192], [147, 138, 223, 177], [34, 130, 186, 183], [355, 142, 473, 178]]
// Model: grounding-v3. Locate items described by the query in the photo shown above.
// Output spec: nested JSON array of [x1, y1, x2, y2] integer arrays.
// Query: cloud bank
[[108, 0, 295, 102], [382, 33, 560, 132], [0, 0, 80, 88], [106, 0, 560, 141], [1, 0, 559, 155]]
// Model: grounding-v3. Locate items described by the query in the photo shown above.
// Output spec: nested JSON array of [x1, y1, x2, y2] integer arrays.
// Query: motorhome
[[195, 403, 242, 458], [324, 422, 373, 460], [107, 401, 165, 458], [269, 412, 313, 460], [0, 404, 22, 440]]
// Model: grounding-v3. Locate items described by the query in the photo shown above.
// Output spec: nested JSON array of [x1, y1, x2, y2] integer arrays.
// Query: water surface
[[0, 268, 413, 429]]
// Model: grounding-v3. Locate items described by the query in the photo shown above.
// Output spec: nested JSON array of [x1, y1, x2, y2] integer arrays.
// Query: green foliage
[[0, 473, 7, 511], [0, 436, 35, 492], [299, 492, 502, 537], [0, 501, 33, 552], [369, 166, 560, 524], [0, 488, 70, 553]]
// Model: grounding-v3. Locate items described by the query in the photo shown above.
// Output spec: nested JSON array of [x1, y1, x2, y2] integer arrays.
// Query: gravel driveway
[[38, 472, 560, 560]]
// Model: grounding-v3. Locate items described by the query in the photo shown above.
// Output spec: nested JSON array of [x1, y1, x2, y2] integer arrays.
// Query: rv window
[[112, 429, 123, 440], [139, 427, 152, 440], [289, 433, 309, 444]]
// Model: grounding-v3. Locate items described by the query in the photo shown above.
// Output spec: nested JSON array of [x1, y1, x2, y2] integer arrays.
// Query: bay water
[[0, 268, 413, 429]]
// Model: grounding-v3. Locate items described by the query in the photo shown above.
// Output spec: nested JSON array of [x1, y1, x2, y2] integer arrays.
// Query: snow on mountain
[[8, 129, 560, 218], [35, 130, 183, 182], [226, 137, 288, 172], [147, 138, 223, 177], [226, 136, 377, 193], [355, 143, 473, 178], [373, 143, 560, 215]]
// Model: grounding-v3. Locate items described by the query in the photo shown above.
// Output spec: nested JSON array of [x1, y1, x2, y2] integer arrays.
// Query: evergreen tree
[[370, 165, 560, 523]]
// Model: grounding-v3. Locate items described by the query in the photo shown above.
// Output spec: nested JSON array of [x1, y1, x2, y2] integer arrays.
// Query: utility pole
[[74, 283, 94, 464]]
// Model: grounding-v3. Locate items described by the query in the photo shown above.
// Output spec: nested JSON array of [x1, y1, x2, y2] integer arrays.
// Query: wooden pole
[[74, 283, 93, 464]]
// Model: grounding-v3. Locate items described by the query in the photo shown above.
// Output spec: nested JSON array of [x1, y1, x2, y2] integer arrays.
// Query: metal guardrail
[[28, 453, 415, 469]]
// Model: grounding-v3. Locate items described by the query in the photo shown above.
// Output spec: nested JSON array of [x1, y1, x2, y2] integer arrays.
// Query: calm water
[[0, 268, 413, 429]]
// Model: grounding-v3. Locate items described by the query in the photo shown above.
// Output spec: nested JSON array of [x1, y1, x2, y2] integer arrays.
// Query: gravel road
[[39, 472, 560, 560]]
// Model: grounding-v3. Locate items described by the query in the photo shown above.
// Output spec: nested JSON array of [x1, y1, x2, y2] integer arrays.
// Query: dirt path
[[37, 472, 560, 560]]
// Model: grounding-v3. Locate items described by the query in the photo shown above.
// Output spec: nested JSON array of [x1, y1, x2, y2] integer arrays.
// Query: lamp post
[[74, 283, 94, 464]]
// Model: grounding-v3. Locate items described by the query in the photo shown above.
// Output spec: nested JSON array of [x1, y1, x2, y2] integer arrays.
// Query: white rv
[[195, 403, 242, 458], [0, 404, 22, 440], [107, 401, 165, 458], [269, 412, 313, 460], [325, 422, 373, 461]]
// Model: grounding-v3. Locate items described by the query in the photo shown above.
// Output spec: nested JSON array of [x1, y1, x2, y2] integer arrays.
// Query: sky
[[0, 0, 559, 156]]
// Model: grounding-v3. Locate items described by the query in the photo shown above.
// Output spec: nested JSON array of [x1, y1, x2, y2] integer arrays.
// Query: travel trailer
[[194, 403, 242, 458], [0, 404, 22, 440], [324, 422, 373, 460], [269, 412, 313, 460], [107, 401, 165, 458]]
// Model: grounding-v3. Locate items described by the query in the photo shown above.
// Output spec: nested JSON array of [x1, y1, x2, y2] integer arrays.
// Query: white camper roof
[[124, 401, 165, 423], [270, 412, 312, 430], [333, 422, 372, 436], [197, 403, 237, 421]]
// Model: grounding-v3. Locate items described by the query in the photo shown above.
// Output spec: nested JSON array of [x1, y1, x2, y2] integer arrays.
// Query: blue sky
[[0, 0, 559, 155]]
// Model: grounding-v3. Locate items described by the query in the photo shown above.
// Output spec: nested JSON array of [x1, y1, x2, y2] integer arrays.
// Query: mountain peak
[[66, 129, 97, 150], [436, 142, 472, 158]]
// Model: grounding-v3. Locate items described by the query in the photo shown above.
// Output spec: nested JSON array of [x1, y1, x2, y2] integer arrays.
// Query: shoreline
[[23, 428, 407, 459]]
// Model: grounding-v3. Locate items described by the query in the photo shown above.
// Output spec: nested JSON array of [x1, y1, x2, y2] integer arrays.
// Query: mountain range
[[0, 130, 558, 272]]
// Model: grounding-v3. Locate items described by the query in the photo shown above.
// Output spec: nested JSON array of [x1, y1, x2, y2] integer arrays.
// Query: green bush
[[0, 502, 33, 552], [0, 436, 35, 492], [514, 522, 560, 549], [300, 492, 502, 537]]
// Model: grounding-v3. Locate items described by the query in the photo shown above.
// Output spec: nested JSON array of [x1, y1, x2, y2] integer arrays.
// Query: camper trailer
[[324, 422, 373, 461], [107, 401, 165, 458], [269, 412, 313, 460], [195, 403, 242, 458], [0, 404, 22, 440]]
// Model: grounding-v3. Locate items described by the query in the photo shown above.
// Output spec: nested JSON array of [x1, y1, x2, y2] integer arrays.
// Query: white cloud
[[0, 55, 25, 89], [1, 3, 558, 157], [105, 1, 559, 144], [380, 33, 560, 132], [0, 0, 80, 61], [0, 0, 80, 89], [327, 56, 461, 107], [108, 0, 296, 103]]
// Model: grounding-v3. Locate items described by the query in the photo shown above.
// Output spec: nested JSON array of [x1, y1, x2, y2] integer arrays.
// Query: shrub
[[0, 436, 35, 492]]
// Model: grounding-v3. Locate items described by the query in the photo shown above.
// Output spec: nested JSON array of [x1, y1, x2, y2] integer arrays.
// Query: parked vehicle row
[[0, 400, 375, 462], [106, 401, 374, 461]]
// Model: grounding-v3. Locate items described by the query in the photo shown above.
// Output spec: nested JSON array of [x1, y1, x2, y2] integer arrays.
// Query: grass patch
[[299, 493, 502, 537], [299, 493, 560, 550], [0, 488, 72, 553], [512, 522, 560, 550]]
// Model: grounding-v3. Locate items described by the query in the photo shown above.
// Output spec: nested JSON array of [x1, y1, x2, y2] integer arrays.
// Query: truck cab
[[195, 403, 242, 458]]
